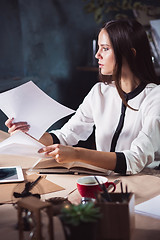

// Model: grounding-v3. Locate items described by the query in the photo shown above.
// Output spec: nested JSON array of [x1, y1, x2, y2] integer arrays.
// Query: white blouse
[[50, 82, 160, 174]]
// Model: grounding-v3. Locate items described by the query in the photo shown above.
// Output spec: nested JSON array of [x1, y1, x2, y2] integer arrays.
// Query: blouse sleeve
[[49, 84, 96, 145], [122, 85, 160, 174]]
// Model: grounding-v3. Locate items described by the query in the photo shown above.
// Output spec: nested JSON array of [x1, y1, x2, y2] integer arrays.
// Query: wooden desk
[[0, 173, 160, 240], [0, 130, 160, 239]]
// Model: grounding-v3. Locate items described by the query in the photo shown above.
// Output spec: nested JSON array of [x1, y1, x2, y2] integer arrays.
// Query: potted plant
[[59, 202, 101, 240], [82, 0, 160, 26]]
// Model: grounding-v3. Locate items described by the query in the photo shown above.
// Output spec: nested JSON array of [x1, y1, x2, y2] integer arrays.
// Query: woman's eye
[[103, 47, 109, 51]]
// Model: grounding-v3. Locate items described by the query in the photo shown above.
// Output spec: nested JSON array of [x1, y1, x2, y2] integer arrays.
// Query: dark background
[[0, 0, 100, 134]]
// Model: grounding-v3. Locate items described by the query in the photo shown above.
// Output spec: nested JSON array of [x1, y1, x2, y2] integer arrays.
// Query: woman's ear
[[131, 48, 136, 56]]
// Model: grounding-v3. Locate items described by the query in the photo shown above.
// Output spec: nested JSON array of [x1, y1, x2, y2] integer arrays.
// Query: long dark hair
[[99, 19, 159, 108]]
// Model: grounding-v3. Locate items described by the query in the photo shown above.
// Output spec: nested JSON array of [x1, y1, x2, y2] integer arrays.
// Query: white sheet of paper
[[135, 195, 160, 219], [0, 131, 46, 159], [0, 81, 75, 139]]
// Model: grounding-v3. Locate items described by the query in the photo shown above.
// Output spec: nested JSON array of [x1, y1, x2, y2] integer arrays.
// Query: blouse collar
[[123, 83, 146, 100]]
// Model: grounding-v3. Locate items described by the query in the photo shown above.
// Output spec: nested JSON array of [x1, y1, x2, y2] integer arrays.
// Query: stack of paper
[[0, 131, 45, 159], [135, 195, 160, 219], [0, 81, 75, 167]]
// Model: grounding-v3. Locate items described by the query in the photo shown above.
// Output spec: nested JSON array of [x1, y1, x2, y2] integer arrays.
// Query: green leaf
[[60, 202, 101, 226]]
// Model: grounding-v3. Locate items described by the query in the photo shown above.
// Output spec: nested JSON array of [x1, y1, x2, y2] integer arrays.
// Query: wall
[[0, 0, 99, 132]]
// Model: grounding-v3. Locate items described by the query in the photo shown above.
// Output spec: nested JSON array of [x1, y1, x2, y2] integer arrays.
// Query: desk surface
[[0, 130, 160, 240], [0, 173, 160, 240]]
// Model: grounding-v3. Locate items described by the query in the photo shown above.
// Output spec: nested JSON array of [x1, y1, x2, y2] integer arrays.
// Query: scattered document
[[0, 81, 75, 140], [0, 131, 46, 159], [135, 195, 160, 219]]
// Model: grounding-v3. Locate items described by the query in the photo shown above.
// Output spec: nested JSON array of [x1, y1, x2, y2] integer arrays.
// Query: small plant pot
[[61, 221, 98, 240]]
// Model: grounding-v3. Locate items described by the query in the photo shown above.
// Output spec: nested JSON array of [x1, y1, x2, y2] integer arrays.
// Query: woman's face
[[95, 29, 115, 75]]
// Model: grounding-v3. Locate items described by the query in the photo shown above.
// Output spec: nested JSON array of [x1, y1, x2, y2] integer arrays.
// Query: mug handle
[[105, 182, 116, 192]]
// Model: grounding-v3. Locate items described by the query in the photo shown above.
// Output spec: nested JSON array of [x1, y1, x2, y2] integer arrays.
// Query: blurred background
[[0, 0, 160, 148]]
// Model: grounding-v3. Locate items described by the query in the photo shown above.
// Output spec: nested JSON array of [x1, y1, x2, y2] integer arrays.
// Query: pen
[[29, 175, 42, 191], [94, 176, 111, 202], [120, 181, 124, 194], [107, 179, 120, 192], [13, 176, 42, 198], [120, 182, 129, 202]]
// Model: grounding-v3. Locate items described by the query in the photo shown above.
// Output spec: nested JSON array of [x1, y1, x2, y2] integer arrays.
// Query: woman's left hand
[[38, 144, 78, 163]]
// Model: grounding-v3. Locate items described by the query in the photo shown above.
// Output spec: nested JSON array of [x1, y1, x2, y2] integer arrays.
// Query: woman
[[6, 19, 160, 175]]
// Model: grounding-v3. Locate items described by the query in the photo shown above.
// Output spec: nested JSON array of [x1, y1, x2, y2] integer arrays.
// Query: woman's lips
[[98, 63, 104, 68]]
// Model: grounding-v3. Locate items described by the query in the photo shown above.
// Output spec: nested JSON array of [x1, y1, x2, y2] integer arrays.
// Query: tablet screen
[[0, 166, 24, 183]]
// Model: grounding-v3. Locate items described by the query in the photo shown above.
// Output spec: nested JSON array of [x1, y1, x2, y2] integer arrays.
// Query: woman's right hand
[[5, 118, 30, 134]]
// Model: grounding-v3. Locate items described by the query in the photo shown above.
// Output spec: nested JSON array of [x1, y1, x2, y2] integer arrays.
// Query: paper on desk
[[0, 173, 65, 204], [135, 195, 160, 219], [0, 81, 75, 140], [0, 131, 46, 159]]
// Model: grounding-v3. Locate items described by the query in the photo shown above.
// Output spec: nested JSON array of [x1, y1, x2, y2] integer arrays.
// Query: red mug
[[77, 175, 116, 199]]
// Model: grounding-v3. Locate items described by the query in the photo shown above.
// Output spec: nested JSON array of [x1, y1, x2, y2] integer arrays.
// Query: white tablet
[[0, 166, 24, 183]]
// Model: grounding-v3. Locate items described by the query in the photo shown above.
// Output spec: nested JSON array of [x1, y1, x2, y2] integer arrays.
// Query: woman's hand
[[38, 144, 79, 163], [38, 144, 117, 171], [5, 118, 30, 134]]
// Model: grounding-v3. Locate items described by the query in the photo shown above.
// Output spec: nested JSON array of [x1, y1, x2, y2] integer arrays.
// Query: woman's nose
[[95, 50, 102, 59]]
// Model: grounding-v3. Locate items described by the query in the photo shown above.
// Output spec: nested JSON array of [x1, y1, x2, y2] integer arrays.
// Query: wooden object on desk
[[17, 196, 54, 240], [97, 193, 135, 240], [0, 173, 160, 240]]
